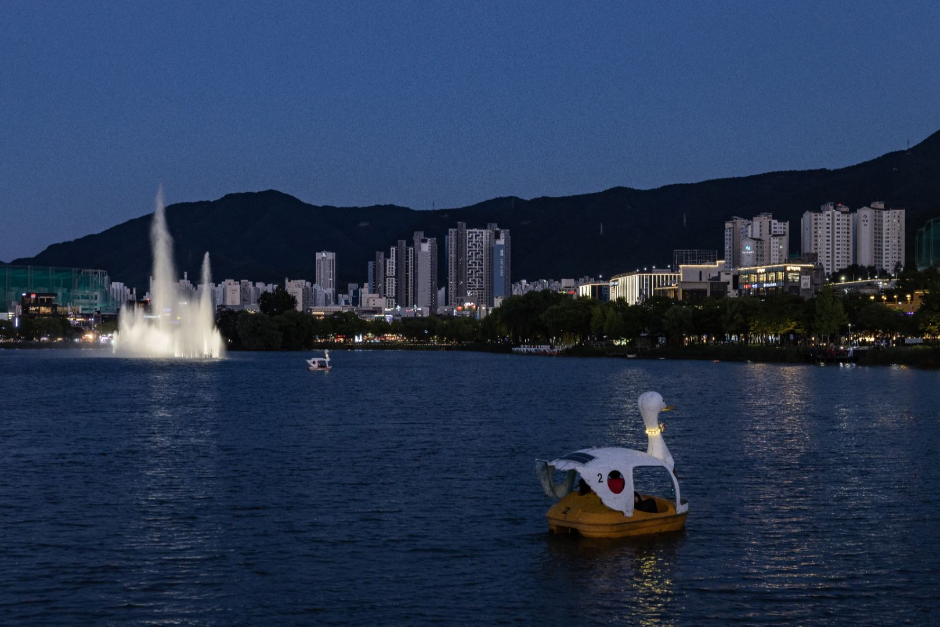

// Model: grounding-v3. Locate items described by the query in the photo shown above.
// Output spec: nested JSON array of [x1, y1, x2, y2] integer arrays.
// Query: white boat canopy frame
[[539, 447, 687, 517]]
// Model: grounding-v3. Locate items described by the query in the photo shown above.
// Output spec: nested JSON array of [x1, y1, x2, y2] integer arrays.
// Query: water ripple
[[1, 351, 939, 625]]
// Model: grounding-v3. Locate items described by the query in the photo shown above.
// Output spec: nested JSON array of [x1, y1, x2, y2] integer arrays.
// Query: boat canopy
[[543, 447, 686, 517]]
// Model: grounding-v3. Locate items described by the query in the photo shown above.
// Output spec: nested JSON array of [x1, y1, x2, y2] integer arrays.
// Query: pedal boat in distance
[[306, 350, 332, 371], [536, 391, 688, 539]]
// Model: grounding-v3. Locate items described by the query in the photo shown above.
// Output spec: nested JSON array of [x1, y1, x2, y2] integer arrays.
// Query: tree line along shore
[[3, 267, 938, 367], [209, 267, 940, 366]]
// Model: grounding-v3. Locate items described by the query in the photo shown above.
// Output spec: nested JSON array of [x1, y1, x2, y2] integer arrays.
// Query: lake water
[[1, 350, 938, 625]]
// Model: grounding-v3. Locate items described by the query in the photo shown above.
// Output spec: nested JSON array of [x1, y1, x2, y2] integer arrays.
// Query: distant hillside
[[12, 130, 940, 291]]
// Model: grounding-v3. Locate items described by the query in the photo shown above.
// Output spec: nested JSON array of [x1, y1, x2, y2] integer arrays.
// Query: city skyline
[[2, 3, 939, 260]]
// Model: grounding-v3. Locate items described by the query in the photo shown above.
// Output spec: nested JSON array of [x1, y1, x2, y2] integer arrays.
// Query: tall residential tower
[[855, 202, 905, 273], [801, 202, 854, 275], [447, 222, 509, 307]]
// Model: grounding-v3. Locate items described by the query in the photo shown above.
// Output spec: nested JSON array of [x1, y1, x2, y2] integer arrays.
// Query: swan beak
[[662, 405, 676, 412]]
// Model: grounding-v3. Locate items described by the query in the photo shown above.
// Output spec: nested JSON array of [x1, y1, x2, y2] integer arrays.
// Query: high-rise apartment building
[[447, 222, 468, 306], [385, 247, 397, 308], [413, 232, 438, 312], [801, 202, 855, 275], [368, 231, 440, 312], [724, 214, 789, 269], [492, 225, 511, 301], [221, 279, 241, 306], [446, 222, 509, 307], [465, 228, 493, 306], [373, 251, 385, 298], [315, 251, 336, 304], [284, 278, 314, 312], [395, 240, 411, 308], [724, 217, 750, 269], [855, 202, 905, 274]]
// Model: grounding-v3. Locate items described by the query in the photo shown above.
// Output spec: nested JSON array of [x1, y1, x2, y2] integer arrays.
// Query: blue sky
[[1, 1, 938, 260]]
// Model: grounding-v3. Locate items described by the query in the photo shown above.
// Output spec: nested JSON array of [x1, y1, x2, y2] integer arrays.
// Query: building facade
[[673, 249, 718, 269], [724, 217, 750, 269], [372, 252, 385, 298], [736, 263, 824, 298], [577, 282, 610, 301], [1, 265, 116, 316], [446, 222, 508, 307], [413, 232, 438, 312], [609, 269, 679, 305], [801, 202, 854, 275], [465, 228, 493, 306], [916, 217, 940, 271], [724, 214, 789, 269], [492, 226, 511, 300], [677, 260, 731, 301], [855, 202, 905, 273], [315, 251, 336, 303], [446, 222, 468, 307]]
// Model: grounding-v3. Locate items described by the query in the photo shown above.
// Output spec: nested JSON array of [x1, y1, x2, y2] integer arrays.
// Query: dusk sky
[[2, 1, 938, 261]]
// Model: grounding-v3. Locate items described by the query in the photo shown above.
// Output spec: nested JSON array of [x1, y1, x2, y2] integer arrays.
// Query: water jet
[[113, 188, 224, 358]]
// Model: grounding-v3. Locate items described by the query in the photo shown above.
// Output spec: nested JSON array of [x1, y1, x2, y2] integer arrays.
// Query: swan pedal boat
[[537, 392, 688, 539], [548, 492, 686, 538], [306, 350, 332, 371]]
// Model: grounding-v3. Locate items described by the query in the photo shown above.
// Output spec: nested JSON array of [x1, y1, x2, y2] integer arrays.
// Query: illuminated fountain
[[113, 188, 224, 358]]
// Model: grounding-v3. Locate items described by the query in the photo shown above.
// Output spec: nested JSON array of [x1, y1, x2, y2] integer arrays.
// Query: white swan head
[[638, 391, 674, 430], [638, 391, 676, 469]]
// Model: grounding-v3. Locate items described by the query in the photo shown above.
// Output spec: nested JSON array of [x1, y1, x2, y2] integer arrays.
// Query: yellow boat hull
[[546, 492, 687, 539]]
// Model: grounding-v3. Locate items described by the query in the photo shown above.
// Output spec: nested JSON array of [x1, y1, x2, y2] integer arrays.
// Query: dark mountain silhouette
[[11, 129, 940, 292]]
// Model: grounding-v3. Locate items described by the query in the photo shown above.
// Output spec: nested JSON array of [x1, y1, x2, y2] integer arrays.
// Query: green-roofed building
[[1, 265, 117, 316], [915, 218, 940, 271]]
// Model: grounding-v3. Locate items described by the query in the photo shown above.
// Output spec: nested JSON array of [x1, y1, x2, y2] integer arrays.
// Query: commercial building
[[916, 217, 940, 271], [577, 282, 610, 301], [609, 269, 679, 305], [724, 214, 789, 269], [854, 202, 905, 274], [1, 265, 116, 316], [673, 249, 718, 269], [736, 263, 824, 298], [20, 293, 62, 317], [801, 203, 855, 275], [676, 260, 732, 301]]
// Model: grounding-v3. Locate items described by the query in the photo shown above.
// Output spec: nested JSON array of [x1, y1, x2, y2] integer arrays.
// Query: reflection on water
[[1, 352, 938, 625], [540, 534, 683, 626]]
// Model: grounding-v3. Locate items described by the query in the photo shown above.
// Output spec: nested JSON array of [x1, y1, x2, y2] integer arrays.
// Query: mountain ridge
[[10, 129, 940, 291]]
